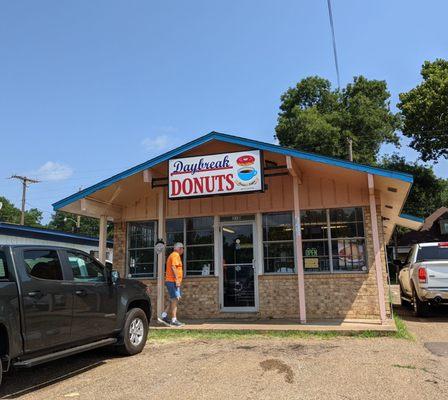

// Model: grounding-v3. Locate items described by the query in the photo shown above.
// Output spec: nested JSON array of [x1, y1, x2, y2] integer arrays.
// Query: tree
[[380, 154, 448, 218], [0, 196, 43, 227], [275, 76, 401, 164], [398, 59, 448, 162]]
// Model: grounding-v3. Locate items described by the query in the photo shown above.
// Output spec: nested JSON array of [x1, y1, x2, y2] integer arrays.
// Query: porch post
[[156, 188, 166, 318], [367, 174, 387, 323], [287, 156, 306, 323], [99, 215, 108, 264]]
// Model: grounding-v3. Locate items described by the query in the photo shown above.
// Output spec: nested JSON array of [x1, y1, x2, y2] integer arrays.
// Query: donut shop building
[[53, 132, 423, 323]]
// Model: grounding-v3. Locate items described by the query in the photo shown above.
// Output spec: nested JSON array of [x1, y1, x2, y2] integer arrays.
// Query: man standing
[[158, 242, 185, 327]]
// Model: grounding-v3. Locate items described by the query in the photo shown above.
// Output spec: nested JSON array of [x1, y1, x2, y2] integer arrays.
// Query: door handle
[[75, 289, 87, 296], [28, 290, 43, 298]]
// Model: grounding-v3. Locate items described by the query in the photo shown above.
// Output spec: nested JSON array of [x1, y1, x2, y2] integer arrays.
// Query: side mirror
[[111, 269, 120, 284]]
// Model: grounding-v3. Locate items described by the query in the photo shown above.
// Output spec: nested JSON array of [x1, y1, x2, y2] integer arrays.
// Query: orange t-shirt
[[165, 251, 183, 284]]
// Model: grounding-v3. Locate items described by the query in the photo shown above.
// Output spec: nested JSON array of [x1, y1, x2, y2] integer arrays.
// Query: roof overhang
[[396, 213, 424, 231], [53, 131, 418, 243]]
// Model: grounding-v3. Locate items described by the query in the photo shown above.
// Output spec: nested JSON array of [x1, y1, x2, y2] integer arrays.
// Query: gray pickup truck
[[0, 245, 152, 387], [398, 242, 448, 316]]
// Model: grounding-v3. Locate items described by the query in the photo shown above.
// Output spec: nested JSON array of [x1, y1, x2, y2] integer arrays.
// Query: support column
[[99, 215, 108, 264], [367, 174, 387, 323], [156, 189, 166, 318], [287, 156, 306, 323]]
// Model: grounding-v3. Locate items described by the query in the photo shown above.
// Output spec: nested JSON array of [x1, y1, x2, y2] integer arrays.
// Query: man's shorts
[[165, 281, 181, 299]]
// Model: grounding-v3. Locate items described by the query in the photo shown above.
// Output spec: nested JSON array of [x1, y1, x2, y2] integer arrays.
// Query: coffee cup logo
[[235, 154, 258, 187]]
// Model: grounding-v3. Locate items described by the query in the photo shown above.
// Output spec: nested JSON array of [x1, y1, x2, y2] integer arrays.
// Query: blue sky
[[1, 1, 447, 223]]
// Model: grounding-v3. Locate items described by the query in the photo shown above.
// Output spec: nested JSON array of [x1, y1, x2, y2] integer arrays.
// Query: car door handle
[[75, 289, 87, 296], [28, 290, 43, 298]]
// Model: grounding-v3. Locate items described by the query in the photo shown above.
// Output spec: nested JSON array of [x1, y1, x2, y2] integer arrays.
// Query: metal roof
[[0, 222, 113, 247], [53, 131, 414, 211]]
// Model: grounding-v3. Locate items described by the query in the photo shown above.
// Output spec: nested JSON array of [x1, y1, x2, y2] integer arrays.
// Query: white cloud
[[33, 161, 73, 181], [141, 134, 170, 152]]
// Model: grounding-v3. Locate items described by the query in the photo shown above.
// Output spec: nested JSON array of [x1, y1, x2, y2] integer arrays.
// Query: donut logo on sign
[[236, 154, 258, 186]]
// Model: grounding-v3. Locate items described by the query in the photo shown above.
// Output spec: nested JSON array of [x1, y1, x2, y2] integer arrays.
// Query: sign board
[[168, 150, 263, 199], [304, 258, 319, 269]]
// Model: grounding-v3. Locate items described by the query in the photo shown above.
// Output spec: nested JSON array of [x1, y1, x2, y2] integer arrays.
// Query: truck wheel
[[117, 308, 148, 356], [412, 288, 429, 317], [399, 285, 412, 309]]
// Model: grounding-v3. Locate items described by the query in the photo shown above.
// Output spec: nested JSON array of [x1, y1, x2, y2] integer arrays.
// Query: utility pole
[[9, 175, 40, 225], [347, 137, 353, 162]]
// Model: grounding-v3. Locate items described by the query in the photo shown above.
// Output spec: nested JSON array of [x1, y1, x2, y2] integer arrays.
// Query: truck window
[[24, 250, 63, 281], [416, 246, 448, 262], [67, 251, 106, 282], [0, 251, 7, 279]]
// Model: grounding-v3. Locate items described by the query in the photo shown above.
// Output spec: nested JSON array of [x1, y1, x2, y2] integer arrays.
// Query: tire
[[399, 285, 412, 309], [412, 287, 429, 317], [117, 308, 148, 356], [0, 358, 3, 388]]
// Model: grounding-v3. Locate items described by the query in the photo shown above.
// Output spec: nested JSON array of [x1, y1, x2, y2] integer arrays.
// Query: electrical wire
[[326, 0, 341, 89]]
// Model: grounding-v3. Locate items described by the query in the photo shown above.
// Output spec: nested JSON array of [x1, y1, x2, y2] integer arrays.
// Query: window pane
[[129, 222, 156, 249], [0, 252, 7, 279], [330, 207, 362, 223], [330, 222, 364, 238], [264, 258, 295, 274], [302, 223, 327, 240], [302, 241, 330, 272], [331, 239, 366, 271], [185, 260, 214, 276], [187, 245, 214, 262], [186, 229, 213, 245], [301, 209, 327, 224], [264, 242, 294, 259], [263, 213, 293, 241], [24, 250, 63, 281], [166, 219, 184, 246], [129, 249, 155, 278], [68, 252, 106, 282], [186, 216, 214, 231]]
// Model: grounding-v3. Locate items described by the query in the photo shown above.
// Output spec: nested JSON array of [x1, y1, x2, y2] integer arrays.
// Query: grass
[[148, 315, 414, 342]]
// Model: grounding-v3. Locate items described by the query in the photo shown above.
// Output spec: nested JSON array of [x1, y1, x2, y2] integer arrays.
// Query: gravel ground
[[1, 317, 448, 400]]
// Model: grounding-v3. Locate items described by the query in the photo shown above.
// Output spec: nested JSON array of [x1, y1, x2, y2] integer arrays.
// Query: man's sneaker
[[170, 320, 185, 327], [157, 316, 171, 327]]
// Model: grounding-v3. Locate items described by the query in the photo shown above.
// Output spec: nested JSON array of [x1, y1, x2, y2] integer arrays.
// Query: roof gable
[[53, 131, 414, 211]]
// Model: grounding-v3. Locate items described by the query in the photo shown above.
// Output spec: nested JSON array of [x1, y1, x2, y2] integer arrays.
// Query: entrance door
[[221, 223, 257, 311]]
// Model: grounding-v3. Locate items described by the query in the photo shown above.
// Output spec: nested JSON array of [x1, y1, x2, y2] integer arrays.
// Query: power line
[[326, 0, 341, 89], [9, 175, 40, 225]]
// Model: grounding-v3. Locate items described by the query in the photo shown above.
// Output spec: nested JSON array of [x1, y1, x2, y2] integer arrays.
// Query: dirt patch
[[259, 358, 294, 383], [424, 342, 448, 357]]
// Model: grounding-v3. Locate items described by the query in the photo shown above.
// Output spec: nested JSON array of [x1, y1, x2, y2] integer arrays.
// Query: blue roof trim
[[399, 213, 425, 223], [0, 222, 113, 246], [53, 131, 414, 211]]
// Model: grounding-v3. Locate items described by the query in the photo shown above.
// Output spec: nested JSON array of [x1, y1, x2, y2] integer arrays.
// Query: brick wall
[[112, 205, 391, 321]]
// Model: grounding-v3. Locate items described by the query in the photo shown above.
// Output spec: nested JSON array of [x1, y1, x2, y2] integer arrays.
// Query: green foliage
[[380, 154, 448, 218], [47, 210, 113, 239], [398, 59, 448, 161], [276, 76, 401, 164], [0, 196, 43, 227]]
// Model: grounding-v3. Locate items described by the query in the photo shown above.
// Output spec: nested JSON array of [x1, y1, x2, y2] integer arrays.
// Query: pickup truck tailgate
[[425, 261, 448, 289]]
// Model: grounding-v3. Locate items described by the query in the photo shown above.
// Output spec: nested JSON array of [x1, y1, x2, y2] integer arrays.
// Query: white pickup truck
[[398, 242, 448, 317]]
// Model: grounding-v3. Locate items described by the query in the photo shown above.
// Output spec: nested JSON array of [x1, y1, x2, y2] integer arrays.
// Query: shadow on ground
[[0, 348, 118, 399]]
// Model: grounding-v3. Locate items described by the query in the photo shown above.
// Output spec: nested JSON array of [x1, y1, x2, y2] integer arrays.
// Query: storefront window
[[166, 216, 214, 276], [127, 221, 157, 278], [263, 212, 295, 273], [302, 207, 367, 273]]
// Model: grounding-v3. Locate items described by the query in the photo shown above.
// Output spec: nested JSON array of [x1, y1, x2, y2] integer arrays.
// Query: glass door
[[221, 223, 256, 310]]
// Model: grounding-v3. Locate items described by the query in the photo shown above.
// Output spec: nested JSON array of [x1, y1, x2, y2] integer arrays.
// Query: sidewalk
[[151, 318, 397, 333]]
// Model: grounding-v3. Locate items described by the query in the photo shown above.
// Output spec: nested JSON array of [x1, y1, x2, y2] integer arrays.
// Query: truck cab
[[398, 242, 448, 316], [0, 245, 152, 387]]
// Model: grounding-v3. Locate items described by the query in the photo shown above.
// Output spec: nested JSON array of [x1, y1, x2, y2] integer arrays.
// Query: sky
[[1, 0, 447, 223]]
